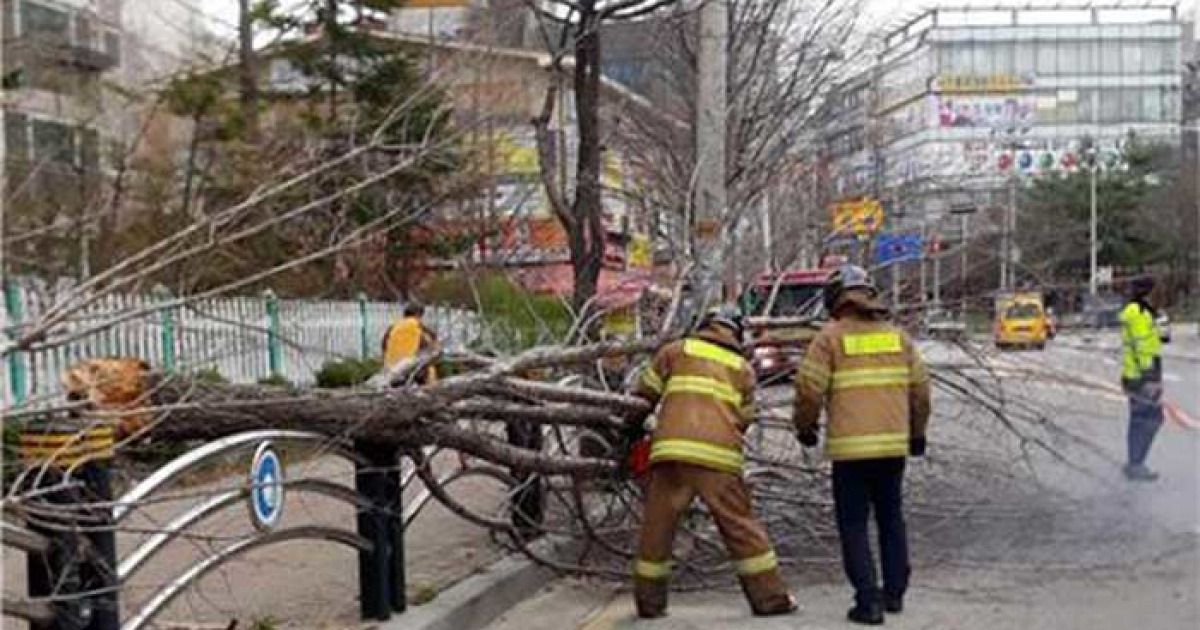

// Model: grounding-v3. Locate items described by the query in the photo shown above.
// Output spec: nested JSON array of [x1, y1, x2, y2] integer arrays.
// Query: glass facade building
[[825, 5, 1186, 230]]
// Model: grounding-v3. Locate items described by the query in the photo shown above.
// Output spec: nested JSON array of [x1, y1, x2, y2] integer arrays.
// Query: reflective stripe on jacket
[[1119, 301, 1162, 383], [793, 304, 931, 462], [634, 329, 756, 475]]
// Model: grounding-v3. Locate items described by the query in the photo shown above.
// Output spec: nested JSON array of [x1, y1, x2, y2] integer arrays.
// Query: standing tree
[[1017, 135, 1187, 294], [529, 1, 678, 316]]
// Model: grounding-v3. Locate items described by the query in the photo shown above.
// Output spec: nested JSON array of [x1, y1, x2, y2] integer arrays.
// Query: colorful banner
[[935, 95, 1035, 132]]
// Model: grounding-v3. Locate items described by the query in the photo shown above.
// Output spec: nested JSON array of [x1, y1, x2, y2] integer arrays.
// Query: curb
[[386, 555, 554, 630]]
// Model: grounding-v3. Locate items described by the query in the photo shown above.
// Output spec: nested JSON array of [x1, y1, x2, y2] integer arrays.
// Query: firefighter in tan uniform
[[793, 265, 931, 625], [630, 306, 796, 619]]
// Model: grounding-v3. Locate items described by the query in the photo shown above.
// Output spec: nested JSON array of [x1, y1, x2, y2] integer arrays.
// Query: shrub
[[315, 357, 381, 388], [192, 366, 229, 384]]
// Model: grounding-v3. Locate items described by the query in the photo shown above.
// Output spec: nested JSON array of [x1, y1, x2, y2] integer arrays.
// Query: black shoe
[[1124, 464, 1160, 482], [847, 603, 885, 625], [884, 596, 903, 614]]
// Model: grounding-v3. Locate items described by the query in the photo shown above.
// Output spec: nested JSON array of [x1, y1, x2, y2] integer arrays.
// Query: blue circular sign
[[248, 442, 285, 531]]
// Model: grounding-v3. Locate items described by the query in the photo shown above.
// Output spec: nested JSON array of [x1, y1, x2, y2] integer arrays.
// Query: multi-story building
[[2, 0, 124, 276], [826, 4, 1187, 245]]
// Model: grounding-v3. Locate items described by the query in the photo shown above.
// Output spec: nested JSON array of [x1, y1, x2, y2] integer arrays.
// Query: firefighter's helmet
[[823, 264, 877, 313]]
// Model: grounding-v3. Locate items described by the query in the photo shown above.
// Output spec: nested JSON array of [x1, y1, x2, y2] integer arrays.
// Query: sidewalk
[[487, 547, 1199, 630]]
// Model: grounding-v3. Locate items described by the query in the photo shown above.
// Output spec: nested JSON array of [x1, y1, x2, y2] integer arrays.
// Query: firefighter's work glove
[[796, 429, 819, 448], [909, 437, 927, 457]]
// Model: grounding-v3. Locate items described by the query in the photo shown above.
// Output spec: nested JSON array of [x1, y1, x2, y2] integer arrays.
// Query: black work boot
[[884, 595, 904, 614], [847, 601, 885, 626]]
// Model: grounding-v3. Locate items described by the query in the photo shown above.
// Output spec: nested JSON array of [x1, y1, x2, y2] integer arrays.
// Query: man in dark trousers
[[1120, 276, 1165, 481], [792, 266, 932, 625]]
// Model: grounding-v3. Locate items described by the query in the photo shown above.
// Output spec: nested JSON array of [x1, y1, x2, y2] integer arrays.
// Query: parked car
[[923, 309, 967, 341]]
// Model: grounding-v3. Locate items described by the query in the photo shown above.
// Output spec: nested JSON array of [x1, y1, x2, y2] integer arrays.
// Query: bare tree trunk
[[238, 0, 260, 142], [571, 8, 606, 314]]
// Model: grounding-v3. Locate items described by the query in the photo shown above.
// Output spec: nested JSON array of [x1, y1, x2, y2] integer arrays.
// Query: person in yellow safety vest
[[382, 303, 441, 385], [792, 265, 931, 626], [629, 305, 797, 619], [1120, 276, 1164, 482]]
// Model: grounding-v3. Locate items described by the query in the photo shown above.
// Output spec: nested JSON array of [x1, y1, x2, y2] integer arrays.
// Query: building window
[[1099, 41, 1121, 75], [4, 112, 29, 161], [1142, 88, 1163, 121], [1077, 89, 1096, 123], [971, 42, 991, 75], [75, 14, 93, 48], [1143, 41, 1165, 74], [104, 30, 120, 64], [991, 42, 1014, 74], [1036, 40, 1057, 75], [32, 119, 76, 165], [1015, 42, 1036, 75], [22, 1, 70, 43], [1099, 89, 1121, 122], [1122, 42, 1145, 75], [1119, 89, 1141, 121]]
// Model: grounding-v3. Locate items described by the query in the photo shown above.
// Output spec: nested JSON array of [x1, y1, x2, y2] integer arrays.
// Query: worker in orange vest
[[382, 303, 441, 384], [629, 305, 796, 619]]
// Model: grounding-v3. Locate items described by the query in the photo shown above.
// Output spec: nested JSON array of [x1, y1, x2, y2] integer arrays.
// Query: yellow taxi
[[994, 297, 1049, 350]]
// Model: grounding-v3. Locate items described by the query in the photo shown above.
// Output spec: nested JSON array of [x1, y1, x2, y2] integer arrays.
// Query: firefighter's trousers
[[633, 461, 792, 617]]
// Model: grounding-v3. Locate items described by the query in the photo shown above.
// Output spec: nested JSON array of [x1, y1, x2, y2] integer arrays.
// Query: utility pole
[[695, 0, 727, 304], [1089, 153, 1099, 297], [1088, 86, 1100, 298], [1001, 177, 1015, 291]]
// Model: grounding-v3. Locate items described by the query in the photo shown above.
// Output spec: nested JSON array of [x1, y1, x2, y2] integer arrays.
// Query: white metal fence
[[2, 282, 479, 409]]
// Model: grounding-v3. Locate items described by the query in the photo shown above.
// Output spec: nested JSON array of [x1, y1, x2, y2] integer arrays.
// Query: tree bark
[[238, 0, 260, 142], [571, 8, 607, 315]]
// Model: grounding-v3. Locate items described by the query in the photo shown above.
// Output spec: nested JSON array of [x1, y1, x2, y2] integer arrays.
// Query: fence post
[[354, 442, 403, 620], [153, 285, 176, 374], [358, 292, 369, 359], [4, 278, 27, 406], [264, 290, 282, 378]]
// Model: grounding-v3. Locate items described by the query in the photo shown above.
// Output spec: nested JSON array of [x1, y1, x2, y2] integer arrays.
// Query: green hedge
[[316, 357, 382, 388]]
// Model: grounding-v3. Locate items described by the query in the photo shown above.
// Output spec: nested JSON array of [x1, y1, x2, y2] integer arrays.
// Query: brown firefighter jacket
[[634, 327, 756, 475], [793, 294, 931, 461]]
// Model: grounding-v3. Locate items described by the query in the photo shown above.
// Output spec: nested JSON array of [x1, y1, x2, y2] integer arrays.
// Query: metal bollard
[[354, 442, 404, 620], [506, 420, 544, 539]]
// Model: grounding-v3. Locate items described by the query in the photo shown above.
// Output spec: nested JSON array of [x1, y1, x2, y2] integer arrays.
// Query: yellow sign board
[[831, 198, 883, 236], [628, 234, 652, 269], [934, 74, 1035, 94]]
